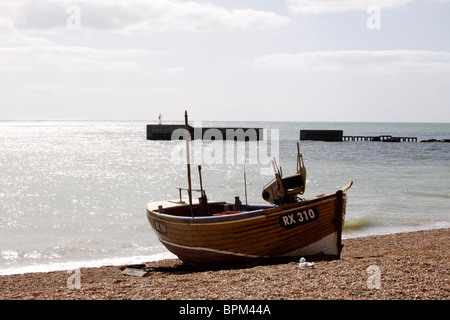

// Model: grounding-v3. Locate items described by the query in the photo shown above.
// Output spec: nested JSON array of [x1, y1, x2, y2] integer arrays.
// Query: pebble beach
[[1, 228, 448, 300]]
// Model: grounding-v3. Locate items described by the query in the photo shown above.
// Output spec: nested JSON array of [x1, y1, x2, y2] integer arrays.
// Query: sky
[[0, 0, 449, 122]]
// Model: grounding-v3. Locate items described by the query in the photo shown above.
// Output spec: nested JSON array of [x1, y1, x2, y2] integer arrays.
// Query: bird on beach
[[299, 257, 315, 269]]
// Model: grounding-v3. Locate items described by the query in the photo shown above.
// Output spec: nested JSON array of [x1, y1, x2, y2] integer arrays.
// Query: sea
[[0, 120, 449, 275]]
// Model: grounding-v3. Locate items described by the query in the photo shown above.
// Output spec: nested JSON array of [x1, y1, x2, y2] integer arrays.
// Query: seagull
[[299, 257, 315, 269]]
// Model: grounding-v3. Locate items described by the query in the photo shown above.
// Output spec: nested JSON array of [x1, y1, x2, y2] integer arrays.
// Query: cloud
[[0, 35, 153, 71], [286, 0, 412, 14], [9, 0, 289, 33], [254, 50, 450, 74]]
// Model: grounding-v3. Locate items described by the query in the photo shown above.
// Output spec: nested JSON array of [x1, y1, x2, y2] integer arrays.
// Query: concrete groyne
[[299, 130, 343, 142], [147, 124, 263, 141]]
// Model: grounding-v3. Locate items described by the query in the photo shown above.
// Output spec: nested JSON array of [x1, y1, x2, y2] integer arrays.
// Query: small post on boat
[[198, 165, 205, 198], [198, 165, 209, 216], [244, 164, 248, 207], [184, 111, 194, 218]]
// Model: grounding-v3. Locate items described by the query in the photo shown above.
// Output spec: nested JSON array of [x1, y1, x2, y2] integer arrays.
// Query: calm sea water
[[0, 120, 449, 275]]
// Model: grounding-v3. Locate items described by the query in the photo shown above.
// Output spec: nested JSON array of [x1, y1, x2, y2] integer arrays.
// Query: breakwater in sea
[[147, 124, 263, 141], [149, 127, 447, 142], [299, 129, 448, 142]]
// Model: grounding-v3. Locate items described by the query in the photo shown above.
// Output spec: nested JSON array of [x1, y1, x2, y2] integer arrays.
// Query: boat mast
[[184, 111, 194, 218]]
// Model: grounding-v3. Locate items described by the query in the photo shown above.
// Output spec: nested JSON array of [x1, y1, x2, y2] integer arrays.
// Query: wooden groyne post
[[342, 135, 417, 142], [300, 130, 418, 142]]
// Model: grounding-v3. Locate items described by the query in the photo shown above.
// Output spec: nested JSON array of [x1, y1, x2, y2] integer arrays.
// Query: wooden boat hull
[[146, 189, 348, 268]]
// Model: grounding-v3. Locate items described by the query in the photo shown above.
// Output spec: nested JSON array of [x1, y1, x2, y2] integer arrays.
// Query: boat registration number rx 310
[[279, 207, 319, 228]]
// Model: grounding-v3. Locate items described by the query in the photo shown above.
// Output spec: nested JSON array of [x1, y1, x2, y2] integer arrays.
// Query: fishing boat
[[146, 112, 352, 268]]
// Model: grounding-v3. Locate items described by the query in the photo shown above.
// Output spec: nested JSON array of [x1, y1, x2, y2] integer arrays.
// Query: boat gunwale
[[146, 205, 267, 222], [146, 192, 344, 224]]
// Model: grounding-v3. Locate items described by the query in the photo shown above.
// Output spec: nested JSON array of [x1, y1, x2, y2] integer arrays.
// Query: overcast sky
[[1, 0, 449, 122]]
